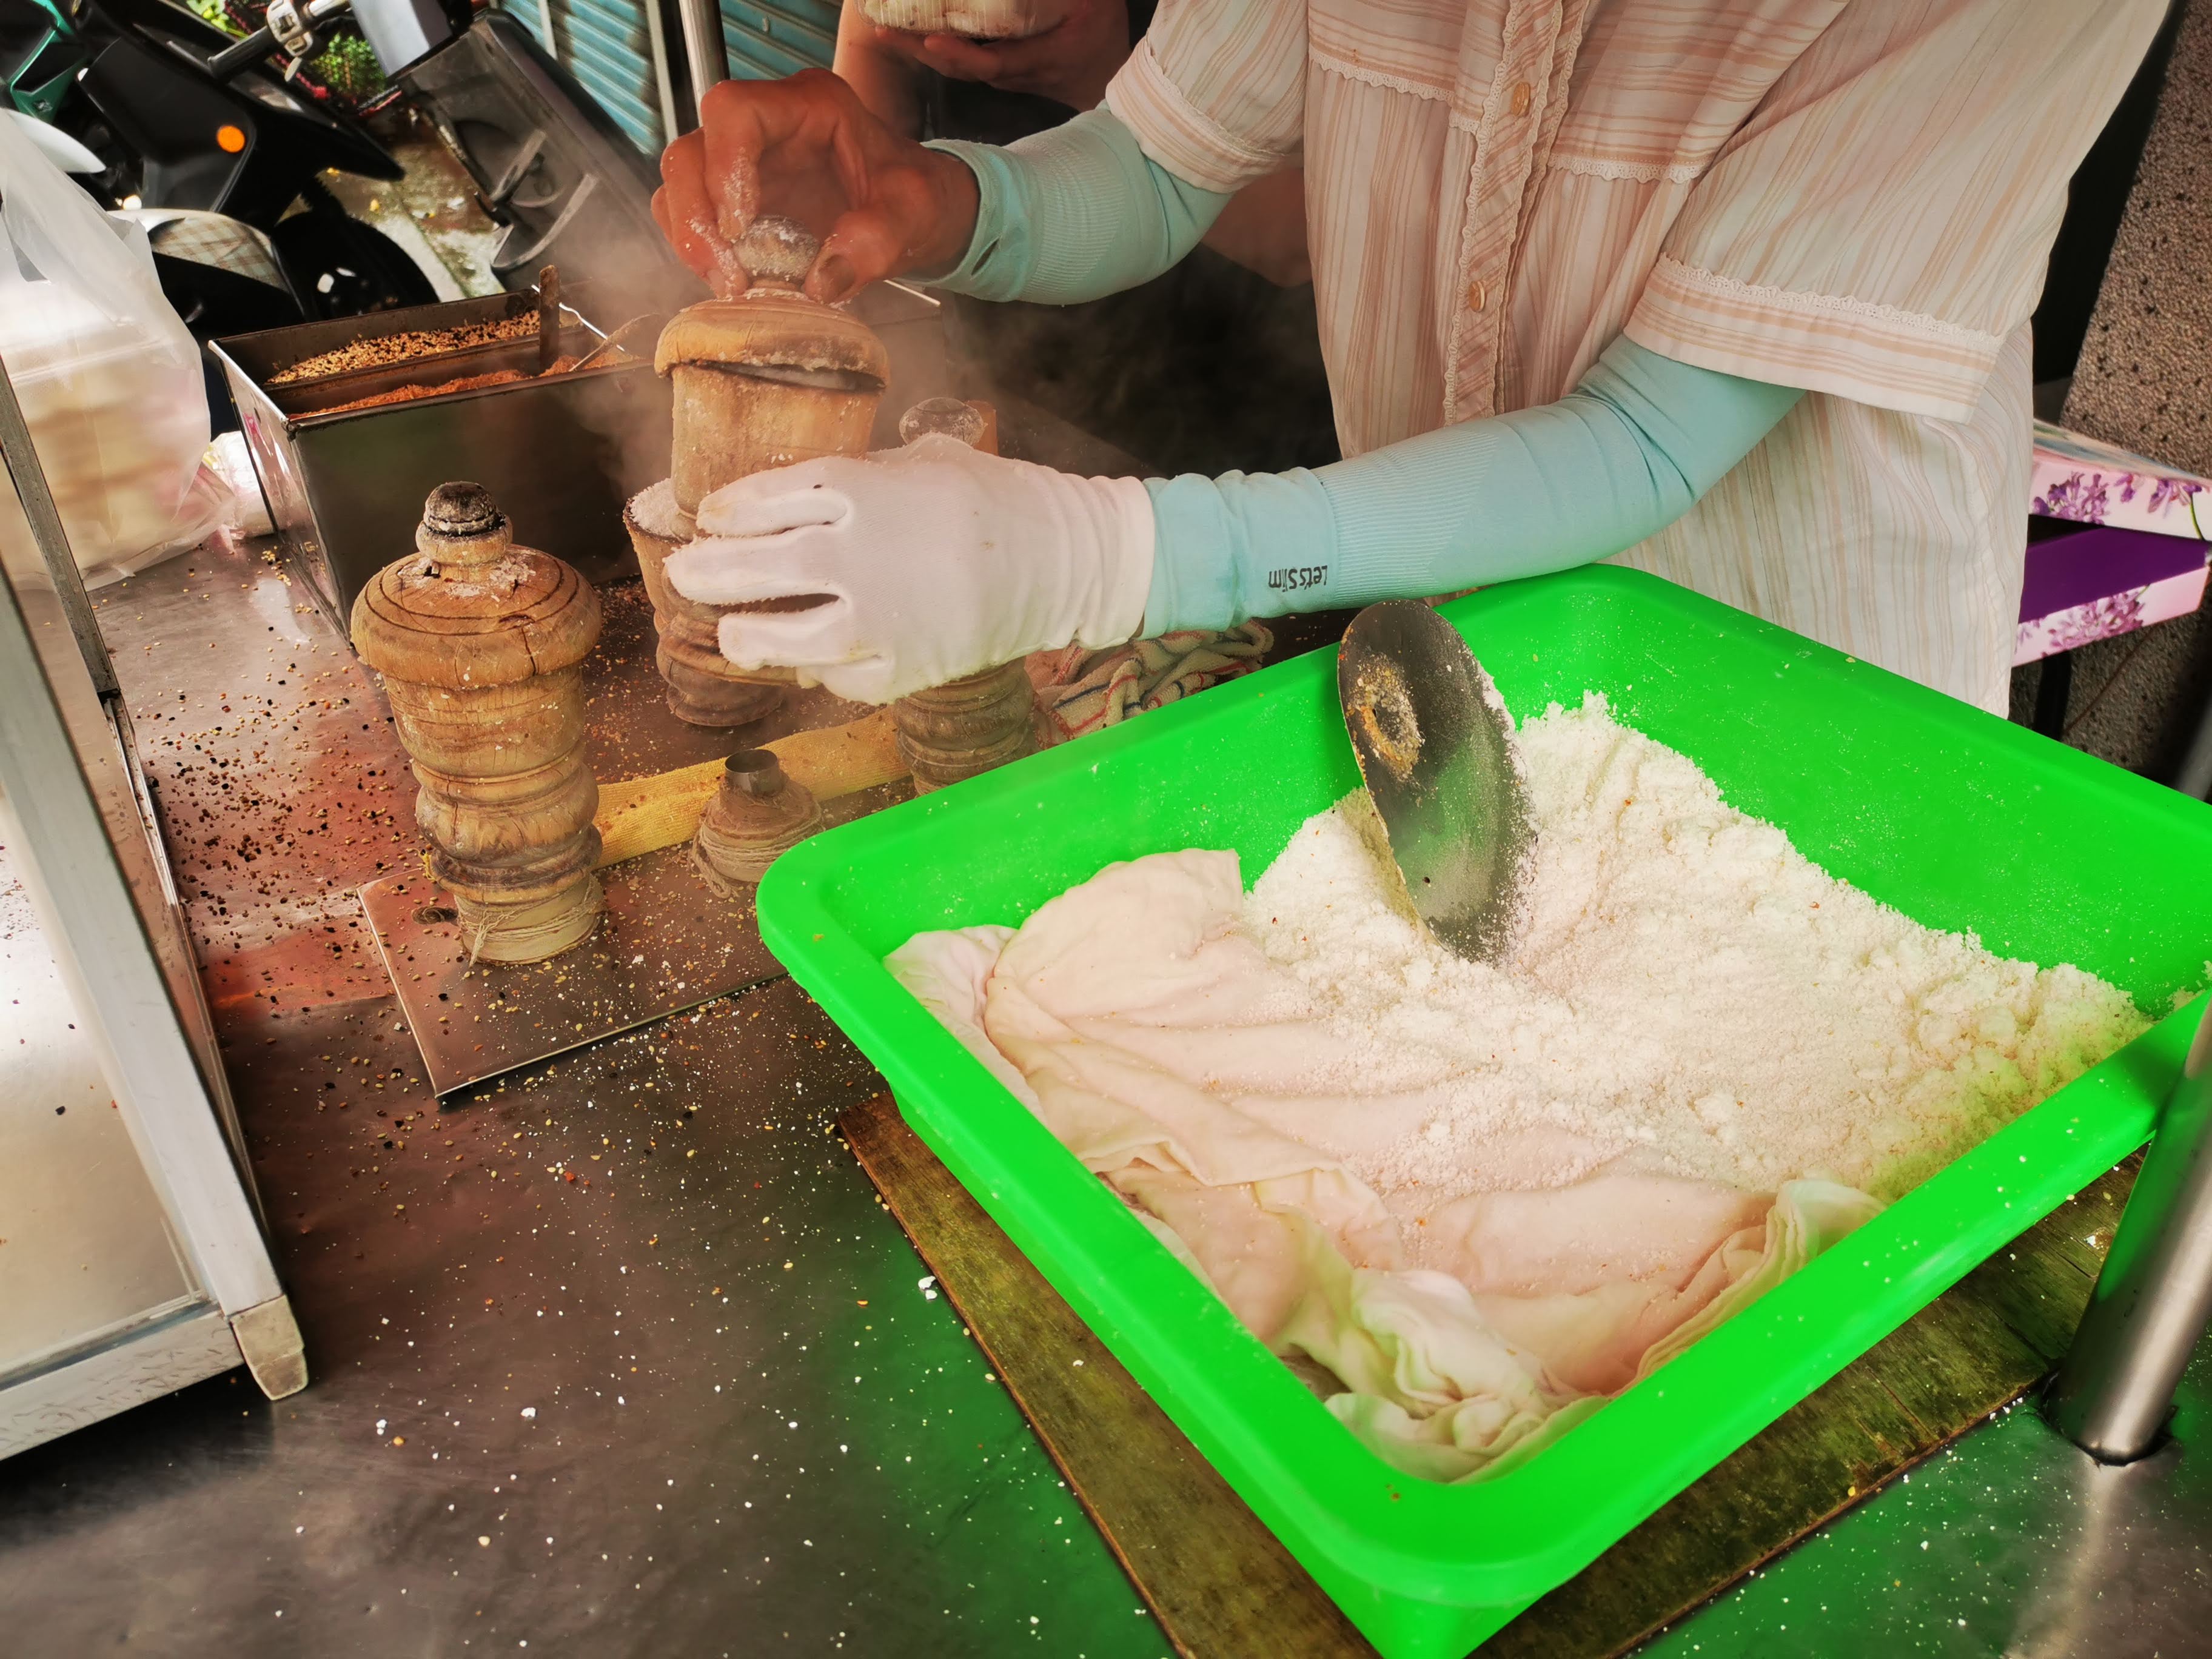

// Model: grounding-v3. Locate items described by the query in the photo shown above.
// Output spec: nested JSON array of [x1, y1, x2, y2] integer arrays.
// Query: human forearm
[[833, 1, 925, 135], [925, 106, 1232, 304], [1140, 337, 1806, 631]]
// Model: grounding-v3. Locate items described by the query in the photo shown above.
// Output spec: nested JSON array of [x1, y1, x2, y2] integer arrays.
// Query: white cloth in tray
[[888, 850, 1883, 1483]]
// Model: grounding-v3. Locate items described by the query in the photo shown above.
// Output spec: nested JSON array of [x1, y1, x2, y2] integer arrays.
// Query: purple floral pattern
[[2016, 586, 2150, 664], [2147, 475, 2206, 518], [2031, 423, 2212, 537], [2033, 471, 2114, 524]]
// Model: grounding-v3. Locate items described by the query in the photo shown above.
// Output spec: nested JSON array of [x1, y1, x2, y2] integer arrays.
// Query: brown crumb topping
[[315, 358, 583, 416], [269, 314, 543, 385]]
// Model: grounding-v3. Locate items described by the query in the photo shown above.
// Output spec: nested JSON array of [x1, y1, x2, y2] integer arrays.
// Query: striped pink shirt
[[1104, 0, 2165, 710]]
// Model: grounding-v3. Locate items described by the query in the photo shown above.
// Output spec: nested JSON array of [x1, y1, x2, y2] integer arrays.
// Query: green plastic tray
[[758, 568, 2212, 1658]]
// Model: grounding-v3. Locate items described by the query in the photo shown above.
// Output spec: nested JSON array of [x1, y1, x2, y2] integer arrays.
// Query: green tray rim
[[757, 565, 2210, 1627]]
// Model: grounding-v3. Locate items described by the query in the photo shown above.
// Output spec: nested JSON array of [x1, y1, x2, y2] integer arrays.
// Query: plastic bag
[[0, 113, 209, 586], [206, 429, 275, 537]]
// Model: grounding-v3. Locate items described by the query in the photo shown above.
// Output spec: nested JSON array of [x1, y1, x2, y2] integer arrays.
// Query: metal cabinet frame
[[0, 351, 305, 1460]]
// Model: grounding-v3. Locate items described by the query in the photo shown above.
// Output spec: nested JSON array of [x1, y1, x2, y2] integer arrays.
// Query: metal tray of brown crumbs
[[273, 330, 611, 418], [213, 289, 672, 633], [263, 304, 551, 387]]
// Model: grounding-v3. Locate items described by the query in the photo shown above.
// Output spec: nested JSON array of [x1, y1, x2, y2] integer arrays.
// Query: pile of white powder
[[1245, 693, 2148, 1210]]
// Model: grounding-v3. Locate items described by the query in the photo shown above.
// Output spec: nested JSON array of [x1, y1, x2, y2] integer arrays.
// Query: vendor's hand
[[662, 434, 1155, 705], [652, 69, 980, 303], [871, 0, 1132, 112]]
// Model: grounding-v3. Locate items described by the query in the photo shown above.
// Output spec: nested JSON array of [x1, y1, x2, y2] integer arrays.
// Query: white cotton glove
[[662, 434, 1156, 705]]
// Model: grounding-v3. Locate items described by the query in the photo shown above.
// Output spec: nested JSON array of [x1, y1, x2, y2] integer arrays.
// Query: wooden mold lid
[[351, 482, 602, 691], [653, 216, 890, 386], [654, 295, 889, 385]]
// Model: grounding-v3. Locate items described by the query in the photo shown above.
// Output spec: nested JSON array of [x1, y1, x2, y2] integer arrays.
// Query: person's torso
[[1296, 0, 2026, 709], [1298, 0, 1845, 447]]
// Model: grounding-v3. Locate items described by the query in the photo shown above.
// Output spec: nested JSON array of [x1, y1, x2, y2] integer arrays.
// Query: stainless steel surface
[[0, 355, 300, 1440], [0, 382, 240, 1176], [2, 530, 1165, 1655], [1644, 1349, 2212, 1658], [0, 1305, 240, 1461], [0, 399, 278, 1318], [213, 293, 669, 632], [360, 843, 782, 1096], [401, 15, 701, 315], [12, 488, 2212, 1655], [1336, 600, 1533, 962], [0, 788, 199, 1378], [642, 0, 683, 142], [2049, 1001, 2212, 1461], [245, 315, 599, 415]]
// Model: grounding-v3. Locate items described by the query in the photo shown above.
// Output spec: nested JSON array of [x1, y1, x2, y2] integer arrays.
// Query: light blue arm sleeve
[[1141, 337, 1807, 632], [923, 107, 1233, 305]]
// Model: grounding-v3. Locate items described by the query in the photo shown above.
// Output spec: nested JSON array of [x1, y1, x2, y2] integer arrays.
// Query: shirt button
[[1465, 280, 1487, 311], [1510, 80, 1532, 116]]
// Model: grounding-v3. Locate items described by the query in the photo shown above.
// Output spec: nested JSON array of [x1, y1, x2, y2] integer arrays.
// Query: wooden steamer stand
[[627, 218, 891, 729], [888, 398, 1043, 793], [343, 224, 1010, 1093], [351, 482, 605, 964]]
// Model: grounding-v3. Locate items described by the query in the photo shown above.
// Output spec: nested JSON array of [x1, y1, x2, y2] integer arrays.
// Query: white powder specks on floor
[[1248, 693, 2146, 1212]]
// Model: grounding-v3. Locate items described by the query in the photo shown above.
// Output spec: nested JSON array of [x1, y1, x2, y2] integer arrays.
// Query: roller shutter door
[[722, 0, 836, 80], [509, 0, 666, 155]]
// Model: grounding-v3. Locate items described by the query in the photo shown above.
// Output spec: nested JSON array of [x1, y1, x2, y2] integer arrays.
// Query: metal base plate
[[358, 843, 780, 1096]]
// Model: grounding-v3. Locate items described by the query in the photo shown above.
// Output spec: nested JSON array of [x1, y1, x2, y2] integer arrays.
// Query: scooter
[[1, 0, 440, 317]]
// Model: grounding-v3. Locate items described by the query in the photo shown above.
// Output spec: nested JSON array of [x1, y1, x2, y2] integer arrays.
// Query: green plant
[[310, 31, 387, 102], [182, 0, 243, 32]]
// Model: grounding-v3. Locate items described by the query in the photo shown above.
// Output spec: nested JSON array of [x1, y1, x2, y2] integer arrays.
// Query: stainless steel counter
[[0, 793, 201, 1372], [1643, 1361, 2212, 1657], [3, 529, 2209, 1657]]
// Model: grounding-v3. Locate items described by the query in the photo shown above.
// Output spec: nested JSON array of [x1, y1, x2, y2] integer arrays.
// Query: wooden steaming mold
[[691, 749, 825, 896], [655, 216, 890, 517], [592, 708, 906, 868], [644, 216, 891, 728], [894, 665, 1039, 793], [351, 482, 605, 963], [890, 399, 1042, 794], [625, 482, 792, 727]]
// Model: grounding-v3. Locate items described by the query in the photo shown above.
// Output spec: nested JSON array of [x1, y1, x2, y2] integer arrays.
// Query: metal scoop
[[1337, 600, 1534, 964]]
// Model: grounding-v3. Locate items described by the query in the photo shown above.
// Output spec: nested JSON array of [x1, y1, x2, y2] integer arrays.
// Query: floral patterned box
[[2031, 420, 2212, 537], [2015, 521, 2208, 665], [2017, 423, 2211, 665]]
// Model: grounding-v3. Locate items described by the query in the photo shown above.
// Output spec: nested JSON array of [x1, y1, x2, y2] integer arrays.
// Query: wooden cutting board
[[837, 1093, 2136, 1658]]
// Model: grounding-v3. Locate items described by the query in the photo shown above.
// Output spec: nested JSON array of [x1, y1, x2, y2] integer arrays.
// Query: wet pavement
[[323, 110, 508, 303]]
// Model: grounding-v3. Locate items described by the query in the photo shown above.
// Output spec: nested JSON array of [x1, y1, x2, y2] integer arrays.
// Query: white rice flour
[[889, 694, 2146, 1480]]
